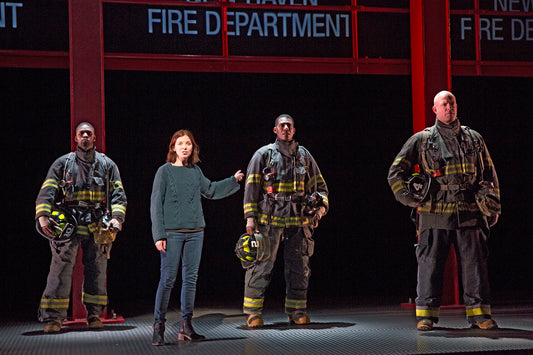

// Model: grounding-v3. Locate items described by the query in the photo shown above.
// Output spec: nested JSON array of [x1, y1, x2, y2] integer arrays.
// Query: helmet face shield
[[235, 232, 270, 265]]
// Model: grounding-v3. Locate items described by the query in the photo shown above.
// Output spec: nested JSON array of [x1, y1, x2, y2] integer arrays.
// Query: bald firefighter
[[388, 91, 501, 331]]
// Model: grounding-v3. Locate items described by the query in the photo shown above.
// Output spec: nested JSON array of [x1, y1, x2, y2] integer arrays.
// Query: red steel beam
[[68, 0, 106, 323]]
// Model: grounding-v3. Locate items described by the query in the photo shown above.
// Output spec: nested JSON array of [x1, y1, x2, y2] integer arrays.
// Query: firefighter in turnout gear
[[388, 91, 501, 331], [36, 122, 127, 333], [242, 114, 328, 328]]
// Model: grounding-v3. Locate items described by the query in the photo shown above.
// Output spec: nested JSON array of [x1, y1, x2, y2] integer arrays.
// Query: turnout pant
[[243, 225, 314, 315], [415, 227, 492, 323], [38, 225, 108, 323]]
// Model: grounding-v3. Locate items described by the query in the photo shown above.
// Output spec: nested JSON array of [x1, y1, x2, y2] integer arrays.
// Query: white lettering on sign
[[480, 17, 504, 40], [459, 6, 533, 42], [148, 8, 349, 38], [225, 11, 350, 37], [512, 18, 533, 39], [494, 0, 533, 11], [0, 2, 23, 29], [148, 8, 198, 34]]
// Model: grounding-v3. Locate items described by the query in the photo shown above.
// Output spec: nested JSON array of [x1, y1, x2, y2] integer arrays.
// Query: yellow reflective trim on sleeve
[[111, 180, 124, 190], [246, 174, 262, 185], [243, 297, 264, 309], [82, 292, 108, 306], [36, 203, 53, 215], [244, 203, 258, 215], [40, 298, 70, 309], [111, 204, 126, 215], [41, 179, 59, 189], [391, 180, 407, 194]]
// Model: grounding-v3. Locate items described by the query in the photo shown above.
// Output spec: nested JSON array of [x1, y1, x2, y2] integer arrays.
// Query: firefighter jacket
[[388, 119, 500, 232], [35, 147, 127, 231], [244, 138, 328, 228]]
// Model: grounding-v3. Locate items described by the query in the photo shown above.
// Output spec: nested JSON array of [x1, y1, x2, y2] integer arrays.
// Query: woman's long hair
[[166, 129, 200, 165]]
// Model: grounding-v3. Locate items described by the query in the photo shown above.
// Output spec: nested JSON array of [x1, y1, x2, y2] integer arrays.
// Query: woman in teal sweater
[[150, 129, 244, 345]]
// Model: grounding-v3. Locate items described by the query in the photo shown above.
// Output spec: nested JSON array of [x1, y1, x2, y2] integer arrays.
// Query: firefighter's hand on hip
[[39, 215, 58, 238], [155, 239, 167, 253]]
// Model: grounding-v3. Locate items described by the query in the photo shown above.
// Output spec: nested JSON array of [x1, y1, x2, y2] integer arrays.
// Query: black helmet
[[36, 206, 77, 244], [235, 232, 270, 264], [407, 172, 431, 202]]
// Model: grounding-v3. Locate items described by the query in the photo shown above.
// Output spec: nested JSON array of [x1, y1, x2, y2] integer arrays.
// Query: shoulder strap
[[461, 125, 484, 178], [419, 128, 432, 173], [265, 143, 275, 167], [96, 152, 111, 211]]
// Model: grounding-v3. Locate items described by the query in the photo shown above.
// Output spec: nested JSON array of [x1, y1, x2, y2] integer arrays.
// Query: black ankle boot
[[152, 322, 165, 346], [178, 318, 205, 341]]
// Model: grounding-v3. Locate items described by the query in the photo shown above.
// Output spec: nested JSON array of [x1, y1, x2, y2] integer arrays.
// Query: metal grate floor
[[3, 304, 533, 355]]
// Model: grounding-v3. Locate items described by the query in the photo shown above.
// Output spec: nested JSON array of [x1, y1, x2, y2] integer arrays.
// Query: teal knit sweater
[[150, 163, 240, 242]]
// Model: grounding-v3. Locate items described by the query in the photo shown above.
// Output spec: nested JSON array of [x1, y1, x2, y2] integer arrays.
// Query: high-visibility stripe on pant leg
[[415, 307, 440, 319], [82, 292, 108, 306], [285, 298, 307, 310], [466, 305, 491, 317], [40, 298, 70, 309], [243, 297, 263, 312]]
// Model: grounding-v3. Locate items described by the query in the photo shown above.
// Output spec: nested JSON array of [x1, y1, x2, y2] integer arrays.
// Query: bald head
[[432, 90, 457, 125]]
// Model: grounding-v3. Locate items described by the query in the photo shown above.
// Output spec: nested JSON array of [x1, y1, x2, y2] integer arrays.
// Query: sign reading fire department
[[1, 0, 532, 61], [102, 3, 354, 57]]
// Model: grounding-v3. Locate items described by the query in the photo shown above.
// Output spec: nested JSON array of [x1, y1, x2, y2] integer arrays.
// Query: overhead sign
[[0, 0, 68, 51], [451, 0, 533, 61], [1, 1, 531, 62], [103, 3, 354, 57]]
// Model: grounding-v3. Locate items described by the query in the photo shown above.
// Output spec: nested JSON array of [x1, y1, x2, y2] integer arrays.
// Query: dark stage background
[[2, 68, 532, 320]]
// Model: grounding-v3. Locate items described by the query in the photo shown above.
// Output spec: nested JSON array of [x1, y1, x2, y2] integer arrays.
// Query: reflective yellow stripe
[[391, 180, 407, 194], [82, 292, 108, 306], [415, 308, 440, 318], [112, 181, 124, 190], [111, 204, 126, 215], [36, 203, 53, 215], [243, 297, 263, 309], [466, 306, 491, 317], [285, 298, 307, 309], [244, 203, 258, 215], [77, 225, 90, 236], [246, 174, 261, 185], [40, 298, 69, 309], [41, 178, 59, 189], [256, 214, 309, 227]]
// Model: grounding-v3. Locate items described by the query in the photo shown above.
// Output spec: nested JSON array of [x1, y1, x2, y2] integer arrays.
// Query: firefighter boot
[[44, 320, 62, 334], [417, 319, 434, 331], [288, 311, 311, 325], [247, 314, 264, 328], [472, 319, 498, 330], [88, 316, 104, 329]]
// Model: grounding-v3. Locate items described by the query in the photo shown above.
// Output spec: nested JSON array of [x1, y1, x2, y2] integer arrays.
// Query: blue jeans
[[154, 230, 204, 323]]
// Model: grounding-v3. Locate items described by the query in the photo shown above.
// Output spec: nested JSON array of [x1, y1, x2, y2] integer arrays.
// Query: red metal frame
[[64, 0, 124, 326], [2, 1, 531, 76]]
